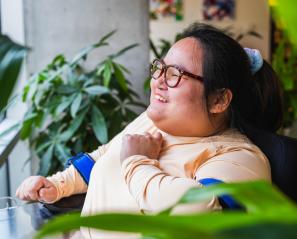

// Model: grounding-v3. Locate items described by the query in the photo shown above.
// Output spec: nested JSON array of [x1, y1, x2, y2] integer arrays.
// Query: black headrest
[[244, 126, 297, 203]]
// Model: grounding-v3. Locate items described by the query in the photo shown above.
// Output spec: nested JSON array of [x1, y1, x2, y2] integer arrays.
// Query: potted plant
[[18, 31, 146, 176]]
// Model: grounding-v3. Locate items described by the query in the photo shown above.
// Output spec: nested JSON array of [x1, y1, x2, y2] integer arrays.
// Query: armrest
[[39, 193, 86, 219]]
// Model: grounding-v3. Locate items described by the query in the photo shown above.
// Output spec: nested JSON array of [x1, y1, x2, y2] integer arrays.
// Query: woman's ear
[[209, 89, 233, 114]]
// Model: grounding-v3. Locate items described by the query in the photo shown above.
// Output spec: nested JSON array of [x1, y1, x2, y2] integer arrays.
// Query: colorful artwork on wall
[[150, 0, 183, 21], [203, 0, 235, 21]]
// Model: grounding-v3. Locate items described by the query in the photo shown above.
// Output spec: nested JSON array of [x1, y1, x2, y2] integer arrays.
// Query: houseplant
[[270, 0, 297, 130], [272, 34, 297, 128], [19, 31, 145, 176], [0, 35, 27, 117], [35, 180, 297, 239]]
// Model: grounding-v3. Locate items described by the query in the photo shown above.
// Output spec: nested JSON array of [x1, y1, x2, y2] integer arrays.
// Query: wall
[[150, 0, 270, 60], [24, 0, 150, 104]]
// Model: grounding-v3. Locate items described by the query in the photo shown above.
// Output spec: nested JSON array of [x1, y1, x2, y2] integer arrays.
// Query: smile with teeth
[[155, 94, 168, 103]]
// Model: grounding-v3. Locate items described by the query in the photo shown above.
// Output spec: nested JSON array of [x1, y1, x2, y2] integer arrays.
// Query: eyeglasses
[[150, 58, 203, 88]]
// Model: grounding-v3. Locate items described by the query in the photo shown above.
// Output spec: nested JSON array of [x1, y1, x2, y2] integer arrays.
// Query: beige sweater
[[47, 112, 271, 239]]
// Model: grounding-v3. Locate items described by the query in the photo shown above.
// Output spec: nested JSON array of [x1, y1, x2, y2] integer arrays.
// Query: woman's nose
[[154, 72, 168, 90]]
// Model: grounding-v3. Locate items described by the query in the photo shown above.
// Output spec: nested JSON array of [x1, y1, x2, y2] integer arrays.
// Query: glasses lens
[[151, 60, 163, 79], [165, 66, 181, 87]]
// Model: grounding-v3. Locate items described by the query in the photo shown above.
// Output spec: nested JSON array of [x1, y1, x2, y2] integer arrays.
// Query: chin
[[147, 104, 165, 124], [147, 104, 171, 133]]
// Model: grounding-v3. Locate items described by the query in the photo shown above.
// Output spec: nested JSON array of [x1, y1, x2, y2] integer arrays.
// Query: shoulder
[[194, 145, 271, 183], [192, 129, 271, 182]]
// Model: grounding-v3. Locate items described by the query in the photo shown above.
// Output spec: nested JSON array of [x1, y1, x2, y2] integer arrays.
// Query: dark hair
[[180, 23, 283, 133]]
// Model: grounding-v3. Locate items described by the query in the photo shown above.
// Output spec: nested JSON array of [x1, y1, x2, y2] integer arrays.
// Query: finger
[[22, 190, 31, 201], [15, 186, 20, 198], [144, 132, 152, 139], [28, 189, 39, 201], [18, 184, 29, 200], [39, 187, 56, 202], [38, 179, 52, 201], [38, 188, 48, 200], [16, 186, 24, 200], [26, 178, 44, 201], [42, 178, 53, 188], [154, 131, 163, 140]]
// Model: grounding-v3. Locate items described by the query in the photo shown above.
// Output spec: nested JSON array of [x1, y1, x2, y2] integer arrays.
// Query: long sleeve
[[121, 155, 220, 214], [46, 143, 110, 203], [194, 149, 271, 182], [121, 148, 270, 214]]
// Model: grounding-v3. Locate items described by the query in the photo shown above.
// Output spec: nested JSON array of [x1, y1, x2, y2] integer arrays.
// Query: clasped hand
[[120, 132, 163, 163]]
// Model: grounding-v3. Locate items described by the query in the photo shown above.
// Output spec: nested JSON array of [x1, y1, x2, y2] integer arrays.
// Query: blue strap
[[198, 178, 243, 210], [67, 153, 95, 185]]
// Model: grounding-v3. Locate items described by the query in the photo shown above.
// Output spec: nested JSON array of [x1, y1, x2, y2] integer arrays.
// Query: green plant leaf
[[70, 93, 82, 118], [59, 107, 88, 142], [0, 35, 28, 110], [55, 96, 74, 116], [110, 43, 138, 59], [91, 106, 108, 144], [55, 143, 71, 165], [117, 63, 131, 74], [36, 213, 297, 239], [83, 85, 109, 95], [113, 62, 128, 92], [0, 94, 20, 117], [35, 141, 52, 154], [35, 181, 297, 239], [56, 85, 77, 94], [49, 54, 67, 69], [20, 112, 38, 139], [217, 223, 297, 239], [0, 123, 20, 138], [35, 212, 207, 239], [22, 85, 30, 102], [95, 30, 117, 46], [103, 60, 112, 87], [177, 181, 296, 215], [35, 110, 45, 128], [144, 77, 151, 92], [275, 0, 297, 45], [69, 31, 116, 68], [38, 144, 54, 176]]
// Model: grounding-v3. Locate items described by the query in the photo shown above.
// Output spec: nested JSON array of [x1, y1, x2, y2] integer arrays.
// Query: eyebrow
[[161, 58, 203, 82], [162, 59, 190, 72]]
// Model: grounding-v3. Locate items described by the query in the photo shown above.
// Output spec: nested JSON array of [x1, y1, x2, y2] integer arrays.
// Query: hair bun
[[244, 48, 263, 75]]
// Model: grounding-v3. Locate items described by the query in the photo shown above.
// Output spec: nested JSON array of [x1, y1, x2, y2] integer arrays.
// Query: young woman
[[16, 23, 283, 238]]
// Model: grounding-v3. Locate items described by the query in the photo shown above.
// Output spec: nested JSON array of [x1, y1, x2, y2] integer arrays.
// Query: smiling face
[[147, 37, 226, 137]]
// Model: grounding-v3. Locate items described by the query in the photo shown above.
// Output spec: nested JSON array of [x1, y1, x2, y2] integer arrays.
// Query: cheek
[[176, 85, 204, 111]]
